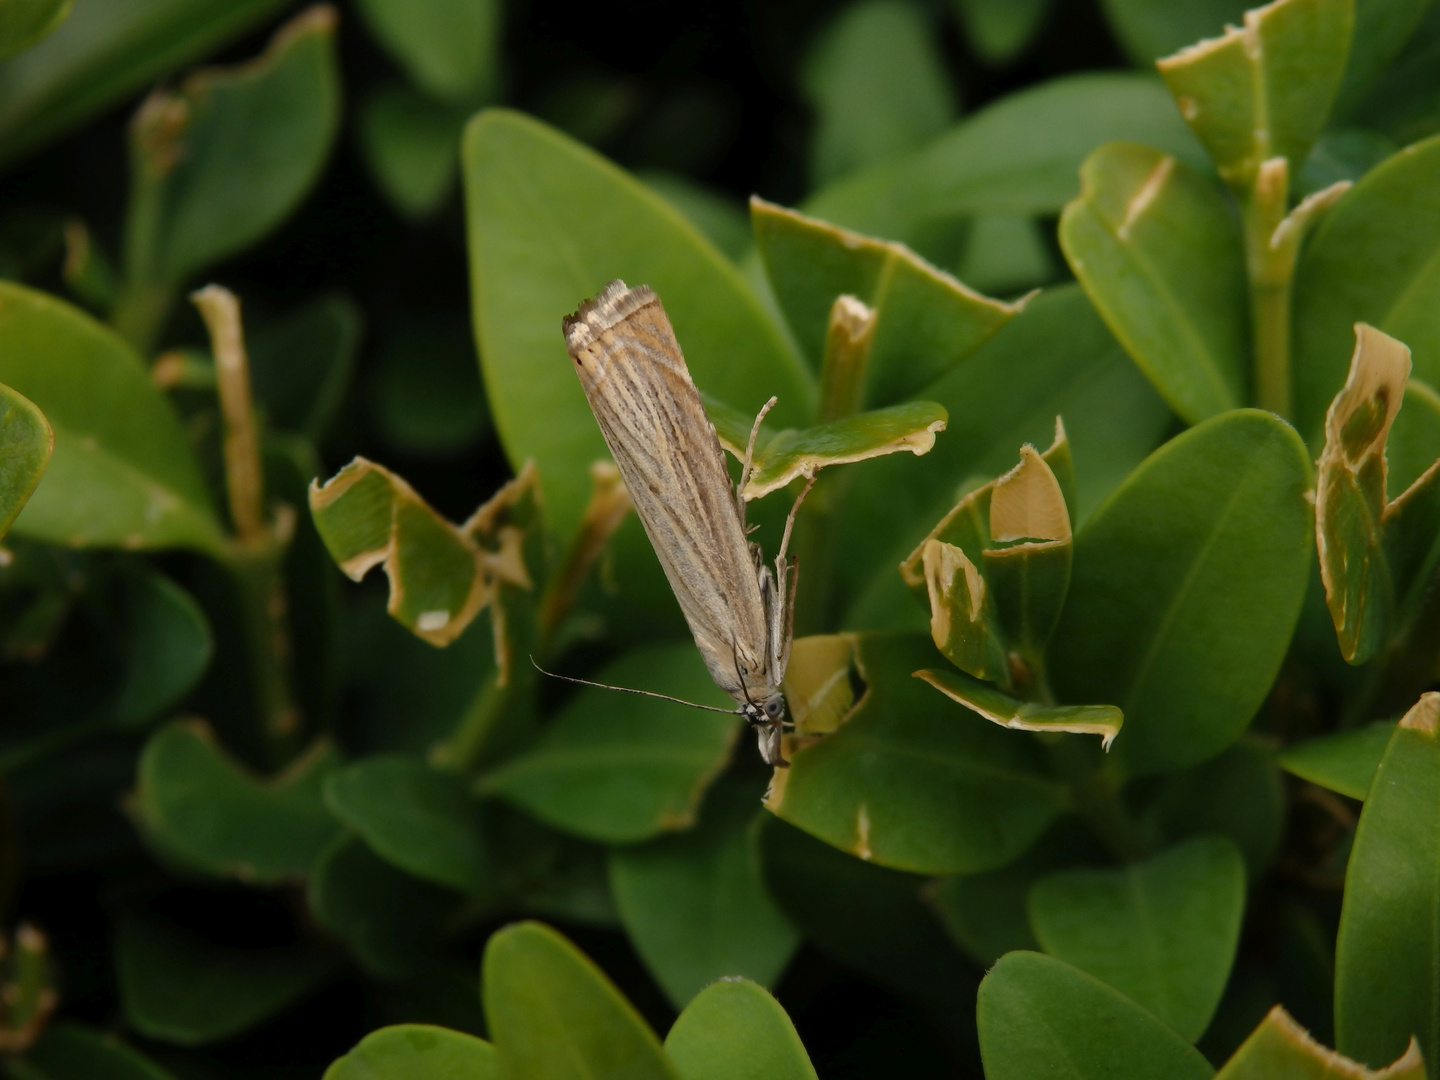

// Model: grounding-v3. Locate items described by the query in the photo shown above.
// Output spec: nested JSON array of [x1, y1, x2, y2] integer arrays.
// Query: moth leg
[[737, 395, 779, 518], [775, 474, 817, 567]]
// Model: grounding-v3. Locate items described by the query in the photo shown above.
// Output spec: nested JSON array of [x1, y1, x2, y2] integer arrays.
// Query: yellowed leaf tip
[[1323, 324, 1412, 466], [1400, 691, 1440, 734], [990, 445, 1070, 543], [1245, 1006, 1426, 1079]]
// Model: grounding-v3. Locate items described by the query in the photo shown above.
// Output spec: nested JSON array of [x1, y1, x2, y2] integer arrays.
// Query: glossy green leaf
[[752, 199, 1023, 401], [1156, 0, 1353, 188], [0, 380, 50, 538], [367, 314, 490, 458], [1388, 380, 1440, 497], [99, 565, 212, 727], [1294, 134, 1440, 442], [309, 457, 532, 649], [482, 921, 679, 1080], [357, 83, 463, 221], [977, 951, 1214, 1080], [464, 108, 810, 547], [917, 667, 1123, 747], [324, 1025, 497, 1080], [16, 1022, 179, 1080], [1050, 410, 1313, 777], [309, 836, 458, 980], [0, 0, 71, 61], [117, 916, 330, 1046], [324, 754, 494, 896], [758, 815, 978, 1010], [1335, 0, 1435, 115], [1143, 737, 1286, 879], [766, 633, 1066, 875], [1215, 1005, 1424, 1080], [1279, 721, 1395, 800], [801, 0, 955, 185], [1060, 141, 1246, 424], [640, 172, 752, 262], [956, 213, 1056, 295], [951, 0, 1052, 64], [843, 285, 1172, 630], [353, 0, 497, 103], [324, 1025, 496, 1080], [133, 721, 343, 882], [1028, 835, 1246, 1041], [0, 283, 223, 553], [1314, 324, 1410, 664], [609, 780, 797, 1009], [804, 73, 1208, 250], [125, 7, 340, 291], [480, 643, 739, 844], [1099, 0, 1247, 65], [1335, 692, 1440, 1070], [1345, 0, 1440, 145], [249, 292, 361, 443], [0, 0, 289, 168], [665, 980, 818, 1080]]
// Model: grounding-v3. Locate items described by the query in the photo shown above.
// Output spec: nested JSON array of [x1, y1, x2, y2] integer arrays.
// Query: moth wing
[[564, 282, 774, 700]]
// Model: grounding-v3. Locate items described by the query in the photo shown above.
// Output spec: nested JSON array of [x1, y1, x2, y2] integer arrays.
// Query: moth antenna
[[530, 656, 742, 715], [737, 395, 779, 516]]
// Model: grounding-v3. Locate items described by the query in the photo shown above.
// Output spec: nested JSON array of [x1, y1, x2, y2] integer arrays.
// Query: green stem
[[1244, 159, 1294, 419]]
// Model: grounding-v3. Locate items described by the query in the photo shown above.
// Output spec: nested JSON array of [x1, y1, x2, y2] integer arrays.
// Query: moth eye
[[765, 699, 784, 719]]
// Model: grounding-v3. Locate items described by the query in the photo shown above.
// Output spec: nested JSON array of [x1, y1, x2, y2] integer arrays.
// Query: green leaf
[[1388, 380, 1440, 497], [1278, 722, 1395, 801], [1335, 0, 1435, 115], [800, 0, 955, 185], [324, 1025, 497, 1080], [482, 921, 679, 1080], [249, 292, 361, 444], [1099, 0, 1248, 65], [1156, 0, 1354, 187], [1335, 692, 1440, 1071], [367, 314, 490, 458], [766, 633, 1066, 875], [1294, 134, 1440, 442], [951, 0, 1053, 65], [751, 198, 1023, 400], [309, 457, 532, 649], [356, 83, 463, 221], [665, 980, 818, 1080], [16, 1021, 179, 1080], [0, 380, 51, 538], [1060, 141, 1246, 424], [352, 0, 497, 103], [804, 72, 1208, 249], [1028, 835, 1247, 1041], [99, 564, 212, 727], [1050, 410, 1313, 777], [308, 835, 458, 979], [463, 108, 810, 548], [842, 285, 1172, 630], [956, 213, 1056, 295], [0, 0, 70, 61], [977, 952, 1214, 1080], [324, 754, 494, 897], [1314, 324, 1410, 664], [133, 721, 343, 882], [1214, 1005, 1424, 1080], [125, 7, 340, 290], [117, 916, 330, 1046], [640, 172, 752, 262], [0, 0, 290, 168], [609, 780, 798, 1009], [916, 667, 1122, 747], [480, 643, 739, 844], [0, 283, 223, 553]]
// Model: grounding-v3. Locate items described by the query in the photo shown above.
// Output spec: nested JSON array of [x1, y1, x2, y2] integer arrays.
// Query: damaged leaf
[[915, 667, 1121, 748], [1217, 1005, 1424, 1080]]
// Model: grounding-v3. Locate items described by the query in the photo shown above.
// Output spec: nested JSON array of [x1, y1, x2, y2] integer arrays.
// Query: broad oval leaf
[[479, 643, 739, 844], [357, 83, 464, 220], [0, 283, 224, 553], [1294, 134, 1440, 442], [463, 108, 811, 547], [1060, 141, 1246, 424], [1278, 721, 1395, 800], [20, 1021, 179, 1080], [1335, 693, 1440, 1071], [324, 1025, 497, 1080], [351, 0, 497, 103], [482, 921, 679, 1080], [101, 565, 212, 727], [1050, 410, 1313, 777], [1099, 0, 1248, 65], [133, 721, 343, 882], [324, 754, 493, 896], [1028, 835, 1247, 1042], [977, 952, 1214, 1080], [665, 980, 818, 1080], [609, 780, 797, 1009], [117, 915, 330, 1047], [767, 633, 1066, 875], [0, 379, 51, 538]]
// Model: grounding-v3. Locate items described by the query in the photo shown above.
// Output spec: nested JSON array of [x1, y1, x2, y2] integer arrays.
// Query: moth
[[562, 279, 810, 767]]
